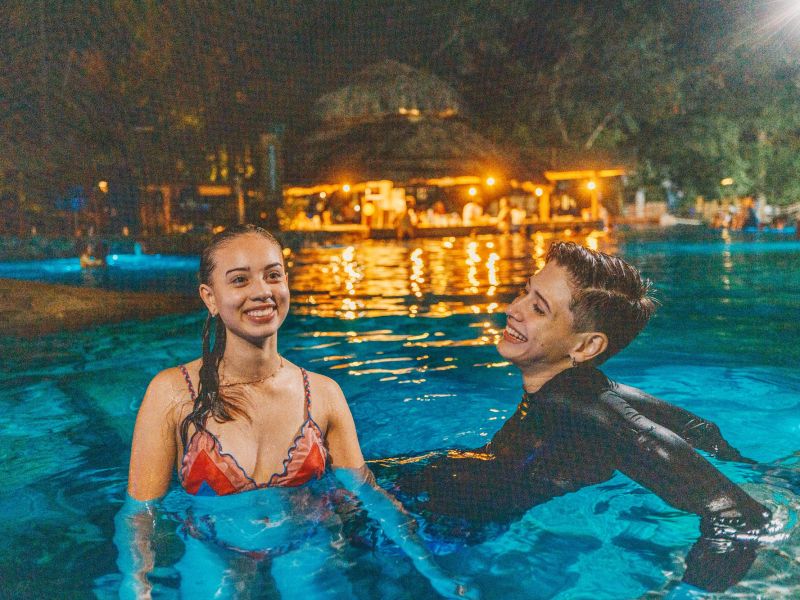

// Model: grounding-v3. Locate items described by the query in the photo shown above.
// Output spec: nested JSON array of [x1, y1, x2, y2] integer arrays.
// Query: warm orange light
[[486, 177, 496, 186], [720, 177, 734, 186], [98, 181, 109, 193], [468, 187, 478, 197], [362, 203, 375, 217], [342, 184, 351, 193], [587, 180, 597, 191], [320, 191, 327, 198], [534, 187, 543, 197]]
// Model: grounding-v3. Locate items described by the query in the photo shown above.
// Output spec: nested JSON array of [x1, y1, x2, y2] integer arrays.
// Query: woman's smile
[[243, 304, 277, 323]]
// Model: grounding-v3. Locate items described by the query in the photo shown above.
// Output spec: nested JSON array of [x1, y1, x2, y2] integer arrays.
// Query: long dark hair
[[179, 224, 283, 447]]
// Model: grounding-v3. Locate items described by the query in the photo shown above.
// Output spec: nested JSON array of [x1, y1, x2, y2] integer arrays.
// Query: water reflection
[[289, 232, 612, 319]]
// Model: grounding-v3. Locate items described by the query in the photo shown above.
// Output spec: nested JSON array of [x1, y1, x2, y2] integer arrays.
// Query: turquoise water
[[1, 230, 799, 598]]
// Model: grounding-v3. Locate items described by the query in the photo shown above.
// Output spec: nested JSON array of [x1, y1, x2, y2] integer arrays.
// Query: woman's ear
[[199, 284, 217, 316], [573, 332, 608, 364]]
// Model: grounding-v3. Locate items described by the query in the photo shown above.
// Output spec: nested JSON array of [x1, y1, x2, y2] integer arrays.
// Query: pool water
[[1, 229, 799, 599]]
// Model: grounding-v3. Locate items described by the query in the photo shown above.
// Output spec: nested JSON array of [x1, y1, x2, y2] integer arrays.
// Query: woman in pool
[[122, 224, 469, 598], [386, 241, 772, 593]]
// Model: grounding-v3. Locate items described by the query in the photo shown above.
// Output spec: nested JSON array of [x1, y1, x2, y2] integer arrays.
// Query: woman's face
[[199, 233, 289, 345], [497, 261, 582, 370]]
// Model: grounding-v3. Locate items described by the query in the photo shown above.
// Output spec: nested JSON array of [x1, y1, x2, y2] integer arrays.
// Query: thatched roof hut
[[312, 60, 465, 126], [290, 115, 531, 185], [286, 61, 538, 187]]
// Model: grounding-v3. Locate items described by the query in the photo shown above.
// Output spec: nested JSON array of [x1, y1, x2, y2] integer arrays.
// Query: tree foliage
[[1, 0, 799, 217]]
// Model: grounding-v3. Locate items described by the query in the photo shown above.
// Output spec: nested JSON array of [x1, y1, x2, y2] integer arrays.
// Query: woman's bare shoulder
[[142, 358, 201, 414], [302, 368, 345, 398]]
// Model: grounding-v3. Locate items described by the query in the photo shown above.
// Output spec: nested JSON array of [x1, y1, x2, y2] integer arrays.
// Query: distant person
[[495, 197, 512, 233], [395, 196, 418, 240], [741, 198, 759, 230], [462, 199, 483, 225], [383, 242, 771, 593], [427, 200, 448, 226], [79, 241, 107, 269]]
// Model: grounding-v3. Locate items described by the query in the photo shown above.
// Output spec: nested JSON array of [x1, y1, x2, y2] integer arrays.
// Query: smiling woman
[[121, 224, 471, 599], [127, 225, 367, 502]]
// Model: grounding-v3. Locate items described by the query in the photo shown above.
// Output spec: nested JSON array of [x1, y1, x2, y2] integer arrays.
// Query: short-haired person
[[388, 241, 771, 593]]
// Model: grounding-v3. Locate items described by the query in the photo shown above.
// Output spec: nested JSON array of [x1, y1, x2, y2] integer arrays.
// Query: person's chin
[[496, 338, 521, 362]]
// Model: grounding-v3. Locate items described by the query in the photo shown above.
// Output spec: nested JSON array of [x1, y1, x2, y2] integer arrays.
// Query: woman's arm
[[114, 496, 158, 600], [319, 375, 475, 599], [128, 370, 180, 501], [117, 369, 182, 598], [603, 392, 771, 592]]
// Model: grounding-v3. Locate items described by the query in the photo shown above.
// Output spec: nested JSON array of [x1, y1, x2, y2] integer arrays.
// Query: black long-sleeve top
[[390, 367, 771, 592]]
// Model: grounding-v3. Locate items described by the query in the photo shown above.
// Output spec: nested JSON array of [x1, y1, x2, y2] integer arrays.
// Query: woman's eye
[[231, 276, 247, 285], [533, 305, 545, 315], [267, 271, 283, 281]]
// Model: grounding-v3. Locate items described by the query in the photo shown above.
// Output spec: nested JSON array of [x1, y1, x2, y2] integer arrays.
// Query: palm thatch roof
[[288, 115, 533, 185], [288, 61, 541, 185], [312, 60, 465, 126]]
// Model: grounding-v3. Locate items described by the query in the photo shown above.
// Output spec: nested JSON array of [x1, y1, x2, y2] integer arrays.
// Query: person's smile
[[503, 322, 528, 343], [243, 303, 277, 324]]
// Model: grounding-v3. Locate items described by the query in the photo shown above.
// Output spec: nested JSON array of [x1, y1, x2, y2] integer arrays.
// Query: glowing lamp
[[534, 187, 543, 197], [320, 191, 327, 199], [587, 180, 597, 191], [468, 187, 478, 197], [486, 177, 496, 186], [342, 184, 351, 193], [98, 181, 109, 193], [363, 203, 375, 217]]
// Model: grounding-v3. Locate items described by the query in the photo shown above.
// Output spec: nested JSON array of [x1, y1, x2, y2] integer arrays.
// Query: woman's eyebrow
[[225, 262, 282, 276]]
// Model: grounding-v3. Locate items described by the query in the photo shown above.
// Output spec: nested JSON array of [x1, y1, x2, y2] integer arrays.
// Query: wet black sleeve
[[609, 380, 756, 464], [599, 392, 771, 592]]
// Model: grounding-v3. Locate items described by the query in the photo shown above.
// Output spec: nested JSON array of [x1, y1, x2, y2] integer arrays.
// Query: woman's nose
[[250, 277, 273, 299]]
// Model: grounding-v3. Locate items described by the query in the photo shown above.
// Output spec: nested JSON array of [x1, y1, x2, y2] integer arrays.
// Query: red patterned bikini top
[[178, 365, 328, 496]]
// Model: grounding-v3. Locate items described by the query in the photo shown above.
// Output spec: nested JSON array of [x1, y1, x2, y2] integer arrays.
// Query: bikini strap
[[178, 365, 197, 401], [301, 368, 312, 420]]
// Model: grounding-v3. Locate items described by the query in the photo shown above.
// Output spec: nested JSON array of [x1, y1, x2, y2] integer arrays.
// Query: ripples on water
[[1, 229, 800, 598]]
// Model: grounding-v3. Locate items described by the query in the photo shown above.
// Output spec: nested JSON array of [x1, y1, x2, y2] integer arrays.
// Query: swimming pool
[[1, 229, 799, 598]]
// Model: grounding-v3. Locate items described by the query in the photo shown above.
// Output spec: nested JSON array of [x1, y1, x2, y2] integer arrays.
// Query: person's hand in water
[[334, 464, 479, 600]]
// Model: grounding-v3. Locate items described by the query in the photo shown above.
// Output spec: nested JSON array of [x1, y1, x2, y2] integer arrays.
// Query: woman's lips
[[244, 305, 276, 323], [503, 325, 527, 343]]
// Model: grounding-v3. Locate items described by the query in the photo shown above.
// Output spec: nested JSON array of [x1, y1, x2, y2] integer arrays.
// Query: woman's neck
[[221, 333, 281, 381]]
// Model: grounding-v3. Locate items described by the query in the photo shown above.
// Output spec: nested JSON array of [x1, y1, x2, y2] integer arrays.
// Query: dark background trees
[[1, 0, 798, 231]]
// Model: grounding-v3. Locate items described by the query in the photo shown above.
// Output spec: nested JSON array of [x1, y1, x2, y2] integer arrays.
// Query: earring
[[571, 356, 578, 368]]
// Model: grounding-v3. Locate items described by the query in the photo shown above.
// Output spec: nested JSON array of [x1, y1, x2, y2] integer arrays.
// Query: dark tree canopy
[[1, 0, 798, 223]]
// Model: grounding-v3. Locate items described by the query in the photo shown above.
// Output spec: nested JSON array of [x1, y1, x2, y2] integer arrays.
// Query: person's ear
[[199, 283, 218, 316], [572, 332, 608, 365]]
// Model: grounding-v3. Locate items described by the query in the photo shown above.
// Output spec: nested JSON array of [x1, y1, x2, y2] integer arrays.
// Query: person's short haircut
[[545, 241, 657, 365]]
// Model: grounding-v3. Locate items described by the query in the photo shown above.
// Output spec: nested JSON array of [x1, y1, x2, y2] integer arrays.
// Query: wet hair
[[180, 224, 283, 447], [545, 241, 657, 365]]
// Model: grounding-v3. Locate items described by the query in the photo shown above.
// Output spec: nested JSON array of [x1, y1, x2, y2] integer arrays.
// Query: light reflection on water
[[288, 232, 612, 319], [2, 229, 800, 598]]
